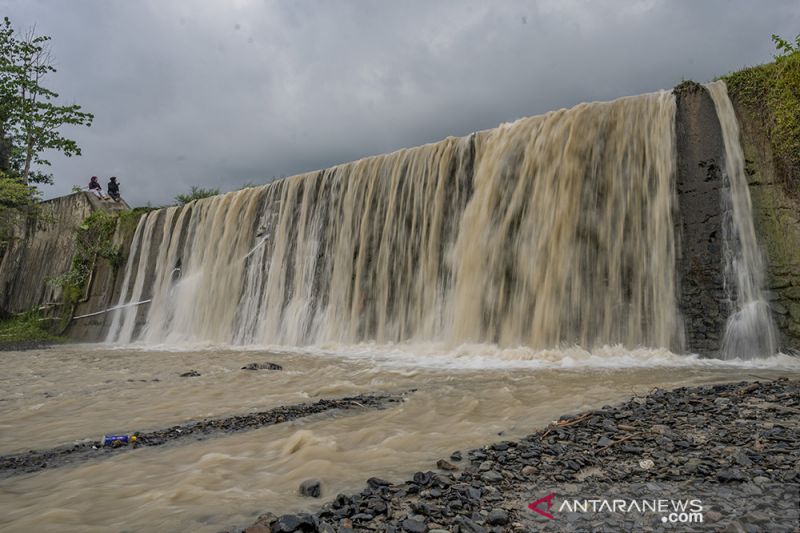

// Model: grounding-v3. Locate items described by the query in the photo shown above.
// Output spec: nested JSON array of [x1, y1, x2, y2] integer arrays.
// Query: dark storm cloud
[[2, 0, 798, 205]]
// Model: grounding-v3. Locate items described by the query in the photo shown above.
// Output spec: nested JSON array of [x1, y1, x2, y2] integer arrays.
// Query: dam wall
[[0, 192, 94, 315]]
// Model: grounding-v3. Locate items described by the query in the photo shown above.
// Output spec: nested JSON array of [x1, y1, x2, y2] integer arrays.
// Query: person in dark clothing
[[88, 176, 107, 199], [107, 176, 121, 202]]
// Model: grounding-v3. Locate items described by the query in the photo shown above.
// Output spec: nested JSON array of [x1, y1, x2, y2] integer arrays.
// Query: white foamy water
[[114, 340, 800, 371]]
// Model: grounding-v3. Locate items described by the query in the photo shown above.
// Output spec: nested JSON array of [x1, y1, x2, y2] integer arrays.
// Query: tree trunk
[[20, 136, 33, 186]]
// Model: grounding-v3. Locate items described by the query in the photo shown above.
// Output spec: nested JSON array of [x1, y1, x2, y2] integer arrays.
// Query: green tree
[[0, 169, 39, 256], [174, 185, 220, 205], [771, 33, 800, 58], [0, 17, 93, 186]]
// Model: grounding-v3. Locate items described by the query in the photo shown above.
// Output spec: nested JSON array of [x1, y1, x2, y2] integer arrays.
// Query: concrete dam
[[2, 80, 799, 357]]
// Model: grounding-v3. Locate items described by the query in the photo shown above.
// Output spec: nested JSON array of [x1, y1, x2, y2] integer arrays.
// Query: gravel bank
[[238, 378, 800, 532]]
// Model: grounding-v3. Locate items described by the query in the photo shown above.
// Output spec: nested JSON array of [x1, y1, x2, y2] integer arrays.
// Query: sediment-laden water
[[107, 91, 682, 352], [1, 345, 797, 532]]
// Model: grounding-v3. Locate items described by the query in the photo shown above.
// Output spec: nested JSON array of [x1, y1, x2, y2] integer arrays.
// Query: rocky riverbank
[[238, 378, 800, 533]]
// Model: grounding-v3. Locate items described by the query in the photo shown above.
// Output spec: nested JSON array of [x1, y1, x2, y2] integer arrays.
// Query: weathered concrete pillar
[[673, 82, 727, 354]]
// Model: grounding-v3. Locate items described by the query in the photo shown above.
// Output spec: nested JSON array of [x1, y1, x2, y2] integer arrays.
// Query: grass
[[722, 49, 800, 197], [117, 206, 155, 235], [0, 311, 64, 344]]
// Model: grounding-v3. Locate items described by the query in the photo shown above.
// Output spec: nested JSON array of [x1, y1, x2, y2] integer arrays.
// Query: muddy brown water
[[1, 344, 798, 532]]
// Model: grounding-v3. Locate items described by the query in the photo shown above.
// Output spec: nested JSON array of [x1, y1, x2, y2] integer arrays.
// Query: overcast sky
[[2, 0, 798, 206]]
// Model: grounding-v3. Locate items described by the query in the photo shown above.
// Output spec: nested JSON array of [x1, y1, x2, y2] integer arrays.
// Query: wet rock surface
[[242, 362, 283, 371], [235, 379, 800, 532], [300, 479, 322, 498], [0, 392, 408, 477]]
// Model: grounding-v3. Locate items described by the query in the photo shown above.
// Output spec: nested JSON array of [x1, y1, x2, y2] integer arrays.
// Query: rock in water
[[179, 370, 200, 377], [436, 459, 458, 471], [241, 362, 283, 371], [366, 477, 391, 489], [299, 479, 321, 498]]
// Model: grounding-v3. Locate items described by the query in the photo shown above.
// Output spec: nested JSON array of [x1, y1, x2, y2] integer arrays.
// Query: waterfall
[[706, 81, 777, 359], [107, 91, 681, 351]]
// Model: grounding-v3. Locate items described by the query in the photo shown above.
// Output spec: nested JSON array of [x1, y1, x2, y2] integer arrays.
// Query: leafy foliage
[[0, 309, 62, 343], [0, 170, 38, 208], [723, 35, 800, 197], [0, 16, 93, 185], [771, 33, 800, 57], [49, 210, 122, 305], [0, 170, 40, 255], [174, 185, 220, 205]]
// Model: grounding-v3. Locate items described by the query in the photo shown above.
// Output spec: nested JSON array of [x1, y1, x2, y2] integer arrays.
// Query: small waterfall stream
[[706, 81, 777, 359]]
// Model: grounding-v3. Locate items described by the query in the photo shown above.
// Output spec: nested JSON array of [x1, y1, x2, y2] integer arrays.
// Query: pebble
[[401, 518, 427, 533], [272, 513, 314, 532], [597, 436, 614, 447], [480, 470, 503, 483], [486, 509, 509, 525]]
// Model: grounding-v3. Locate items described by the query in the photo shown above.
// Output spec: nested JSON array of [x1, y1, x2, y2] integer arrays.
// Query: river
[[1, 343, 797, 532]]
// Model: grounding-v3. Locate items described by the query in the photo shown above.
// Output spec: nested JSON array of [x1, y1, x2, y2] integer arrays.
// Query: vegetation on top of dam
[[723, 36, 800, 198]]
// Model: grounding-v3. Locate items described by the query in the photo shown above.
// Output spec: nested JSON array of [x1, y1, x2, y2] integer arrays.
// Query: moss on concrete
[[724, 49, 800, 352], [723, 50, 800, 198], [117, 206, 154, 236], [49, 210, 121, 308]]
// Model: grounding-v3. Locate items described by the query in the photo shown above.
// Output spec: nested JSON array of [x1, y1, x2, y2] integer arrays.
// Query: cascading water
[[706, 81, 777, 359], [107, 91, 682, 350]]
